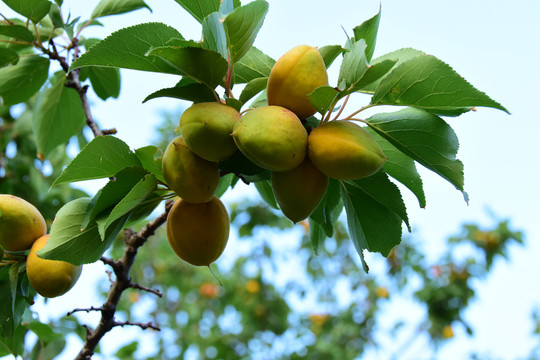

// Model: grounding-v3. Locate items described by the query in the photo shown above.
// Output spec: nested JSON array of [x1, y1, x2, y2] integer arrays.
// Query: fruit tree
[[0, 0, 521, 359]]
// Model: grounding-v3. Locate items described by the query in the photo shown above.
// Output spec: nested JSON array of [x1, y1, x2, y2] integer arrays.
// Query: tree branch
[[42, 39, 105, 137], [73, 205, 172, 360]]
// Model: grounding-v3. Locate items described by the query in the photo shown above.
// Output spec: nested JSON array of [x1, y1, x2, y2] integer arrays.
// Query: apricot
[[0, 194, 47, 252], [162, 136, 220, 203], [26, 235, 83, 298], [267, 45, 328, 119], [271, 157, 328, 223], [166, 196, 229, 267], [232, 106, 308, 171], [179, 102, 239, 161], [308, 120, 387, 180]]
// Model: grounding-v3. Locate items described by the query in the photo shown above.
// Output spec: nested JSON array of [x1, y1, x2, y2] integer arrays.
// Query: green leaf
[[234, 46, 275, 83], [38, 198, 129, 265], [340, 179, 403, 272], [0, 55, 49, 105], [372, 54, 509, 113], [352, 9, 380, 62], [0, 48, 18, 68], [81, 167, 148, 229], [143, 77, 217, 103], [53, 136, 142, 186], [318, 45, 344, 68], [310, 178, 341, 238], [345, 171, 409, 231], [365, 128, 426, 208], [224, 0, 269, 62], [148, 46, 228, 89], [135, 146, 165, 183], [338, 40, 369, 91], [0, 25, 34, 42], [25, 322, 63, 343], [366, 107, 466, 197], [33, 71, 86, 157], [69, 23, 184, 75], [172, 0, 221, 23], [85, 66, 121, 100], [91, 0, 151, 19], [3, 0, 52, 23], [215, 173, 235, 198], [219, 0, 234, 15], [355, 59, 396, 90], [239, 77, 267, 104], [255, 180, 279, 210], [97, 174, 157, 237], [309, 218, 325, 255], [361, 48, 426, 93], [202, 12, 228, 59], [115, 341, 139, 359], [308, 85, 340, 115]]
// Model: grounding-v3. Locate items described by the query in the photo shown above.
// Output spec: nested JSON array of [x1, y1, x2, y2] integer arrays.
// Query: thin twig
[[67, 306, 105, 317], [129, 283, 163, 297], [113, 321, 161, 332]]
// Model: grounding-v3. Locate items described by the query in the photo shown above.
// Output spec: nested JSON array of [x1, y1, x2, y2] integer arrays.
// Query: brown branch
[[67, 306, 105, 317], [113, 320, 161, 332], [129, 282, 163, 297], [42, 39, 103, 137], [74, 208, 171, 360]]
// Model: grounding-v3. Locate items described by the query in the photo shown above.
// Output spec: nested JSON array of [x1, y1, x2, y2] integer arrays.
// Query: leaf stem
[[332, 94, 351, 121], [343, 104, 376, 120]]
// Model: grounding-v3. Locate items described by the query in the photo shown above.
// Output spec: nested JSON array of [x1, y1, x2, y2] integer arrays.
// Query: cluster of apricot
[[0, 195, 82, 298], [162, 45, 386, 267]]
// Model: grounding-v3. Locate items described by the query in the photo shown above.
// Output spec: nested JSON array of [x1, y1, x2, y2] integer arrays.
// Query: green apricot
[[308, 120, 387, 180], [179, 102, 240, 162], [232, 106, 308, 172], [162, 136, 220, 203], [166, 196, 229, 267], [0, 194, 47, 252], [267, 45, 329, 119], [26, 235, 83, 298], [271, 156, 329, 223]]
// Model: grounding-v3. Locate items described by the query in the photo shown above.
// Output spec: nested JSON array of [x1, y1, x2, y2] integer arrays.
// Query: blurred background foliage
[[0, 106, 534, 360]]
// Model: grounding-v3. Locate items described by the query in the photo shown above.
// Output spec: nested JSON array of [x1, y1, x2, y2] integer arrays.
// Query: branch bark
[[73, 205, 171, 360]]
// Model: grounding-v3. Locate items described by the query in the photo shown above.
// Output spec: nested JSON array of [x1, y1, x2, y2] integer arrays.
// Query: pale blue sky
[[1, 0, 539, 359]]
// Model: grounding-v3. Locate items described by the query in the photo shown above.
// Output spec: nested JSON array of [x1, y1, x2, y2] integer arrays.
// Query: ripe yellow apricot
[[271, 157, 328, 223], [267, 45, 328, 119], [166, 196, 229, 266], [308, 120, 387, 180], [179, 102, 240, 161], [162, 136, 220, 203], [0, 194, 47, 252], [232, 106, 308, 171], [26, 235, 82, 298]]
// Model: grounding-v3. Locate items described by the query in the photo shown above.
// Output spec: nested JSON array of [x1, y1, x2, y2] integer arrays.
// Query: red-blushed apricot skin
[[271, 157, 329, 223], [179, 102, 240, 161], [162, 136, 220, 204], [308, 120, 387, 180], [267, 45, 328, 119], [232, 106, 308, 172], [26, 235, 83, 298], [0, 194, 47, 252], [166, 196, 229, 267]]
